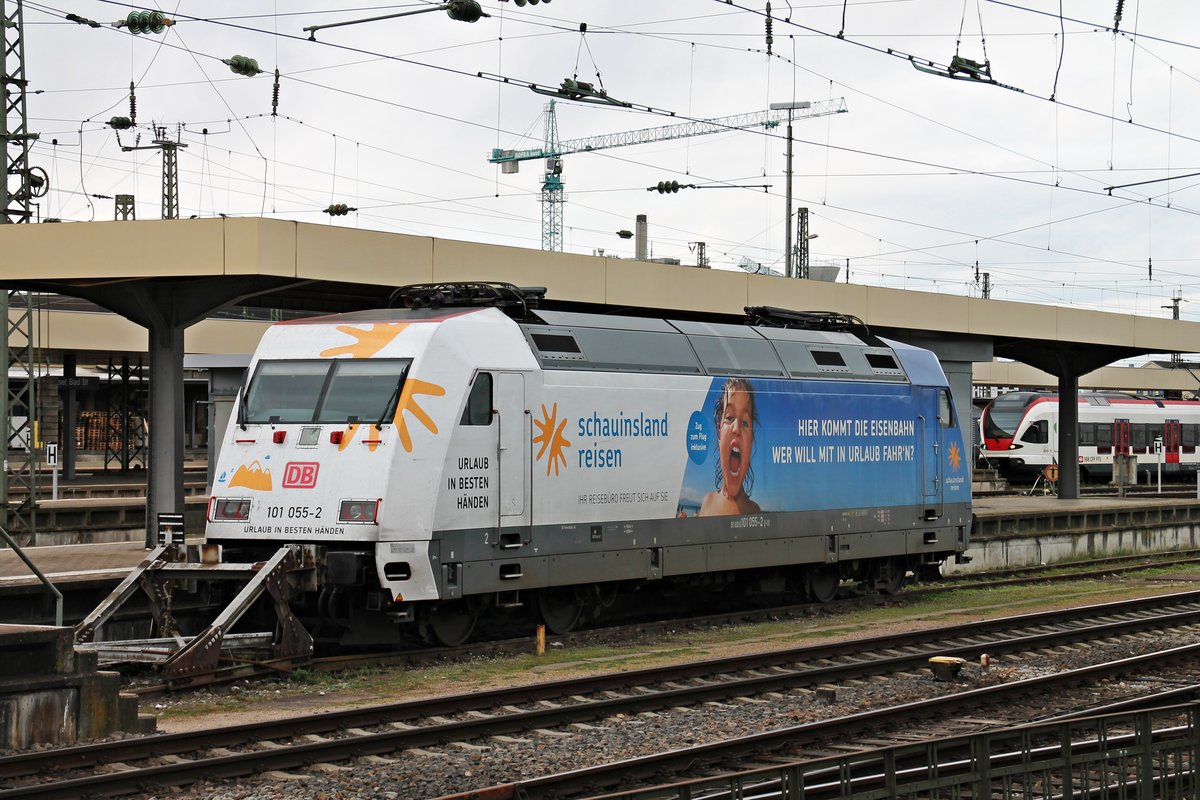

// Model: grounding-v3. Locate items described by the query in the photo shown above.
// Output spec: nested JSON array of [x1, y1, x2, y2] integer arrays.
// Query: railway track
[[122, 549, 1200, 694], [8, 590, 1200, 798], [451, 657, 1200, 800]]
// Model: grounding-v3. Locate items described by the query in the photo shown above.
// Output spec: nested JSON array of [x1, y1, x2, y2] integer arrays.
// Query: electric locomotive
[[205, 283, 972, 646]]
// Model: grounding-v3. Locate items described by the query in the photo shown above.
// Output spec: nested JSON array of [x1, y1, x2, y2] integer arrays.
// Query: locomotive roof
[[523, 309, 926, 385], [273, 303, 948, 387]]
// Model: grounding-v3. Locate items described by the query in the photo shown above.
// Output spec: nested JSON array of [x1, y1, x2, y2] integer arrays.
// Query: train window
[[531, 333, 581, 354], [866, 353, 899, 371], [1021, 420, 1048, 444], [1079, 424, 1096, 446], [1095, 425, 1113, 447], [1132, 424, 1148, 449], [938, 390, 957, 428], [317, 360, 411, 425], [689, 335, 785, 377], [460, 373, 493, 426], [244, 360, 330, 423], [244, 359, 414, 424], [811, 350, 846, 368], [1185, 425, 1198, 447]]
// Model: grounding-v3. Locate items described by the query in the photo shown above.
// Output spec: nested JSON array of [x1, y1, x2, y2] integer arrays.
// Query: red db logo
[[282, 462, 319, 488]]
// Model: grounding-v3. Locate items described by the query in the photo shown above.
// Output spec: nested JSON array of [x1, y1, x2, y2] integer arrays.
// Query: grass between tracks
[[152, 563, 1200, 723]]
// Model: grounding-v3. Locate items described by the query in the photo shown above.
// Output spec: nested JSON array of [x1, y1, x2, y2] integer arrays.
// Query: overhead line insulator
[[223, 55, 262, 77], [65, 13, 101, 28], [324, 203, 356, 216], [120, 11, 173, 34], [765, 2, 773, 55], [446, 0, 484, 22]]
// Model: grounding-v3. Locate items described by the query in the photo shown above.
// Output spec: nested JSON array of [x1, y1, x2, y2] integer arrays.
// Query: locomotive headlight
[[208, 497, 251, 522]]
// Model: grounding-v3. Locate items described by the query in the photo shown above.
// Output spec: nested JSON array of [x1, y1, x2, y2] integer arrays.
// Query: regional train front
[[979, 391, 1049, 479]]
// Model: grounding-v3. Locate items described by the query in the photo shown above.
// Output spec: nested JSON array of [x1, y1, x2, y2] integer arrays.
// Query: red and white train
[[980, 390, 1200, 482]]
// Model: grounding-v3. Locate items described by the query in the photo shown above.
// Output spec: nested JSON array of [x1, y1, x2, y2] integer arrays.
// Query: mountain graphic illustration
[[229, 461, 272, 491]]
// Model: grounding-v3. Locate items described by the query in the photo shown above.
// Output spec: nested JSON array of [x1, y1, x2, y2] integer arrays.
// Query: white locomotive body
[[206, 285, 971, 645]]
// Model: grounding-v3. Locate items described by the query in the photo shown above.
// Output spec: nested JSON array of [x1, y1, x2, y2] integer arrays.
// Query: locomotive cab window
[[938, 389, 958, 429], [318, 360, 410, 424], [460, 373, 493, 426], [243, 358, 411, 424], [1021, 420, 1048, 444]]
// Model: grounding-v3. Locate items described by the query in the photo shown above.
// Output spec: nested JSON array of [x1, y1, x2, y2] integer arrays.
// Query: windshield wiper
[[375, 371, 407, 429], [237, 389, 248, 431]]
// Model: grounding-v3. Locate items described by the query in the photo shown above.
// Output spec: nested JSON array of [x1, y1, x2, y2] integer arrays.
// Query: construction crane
[[490, 98, 848, 252]]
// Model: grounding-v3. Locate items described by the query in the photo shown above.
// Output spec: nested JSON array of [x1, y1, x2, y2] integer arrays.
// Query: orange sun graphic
[[533, 403, 571, 476], [947, 441, 962, 471], [393, 379, 445, 452], [320, 323, 410, 359], [336, 378, 445, 453]]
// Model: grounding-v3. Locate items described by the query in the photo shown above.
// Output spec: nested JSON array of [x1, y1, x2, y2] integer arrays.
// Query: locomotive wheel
[[537, 587, 584, 635], [877, 558, 909, 596], [425, 601, 477, 647], [807, 566, 840, 603]]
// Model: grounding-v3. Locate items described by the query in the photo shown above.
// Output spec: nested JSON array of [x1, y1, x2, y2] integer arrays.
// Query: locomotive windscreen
[[983, 391, 1043, 439], [243, 358, 412, 424]]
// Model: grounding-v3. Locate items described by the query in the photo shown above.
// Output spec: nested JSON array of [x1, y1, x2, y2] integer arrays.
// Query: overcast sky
[[17, 1, 1200, 323]]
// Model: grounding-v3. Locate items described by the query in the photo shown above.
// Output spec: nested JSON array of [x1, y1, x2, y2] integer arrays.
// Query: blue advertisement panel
[[678, 377, 967, 516]]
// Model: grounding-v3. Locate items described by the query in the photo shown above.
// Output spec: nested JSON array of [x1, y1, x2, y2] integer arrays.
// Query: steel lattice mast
[[1, 0, 38, 536]]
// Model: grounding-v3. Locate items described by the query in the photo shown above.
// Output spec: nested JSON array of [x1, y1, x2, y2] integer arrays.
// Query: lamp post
[[769, 101, 811, 278]]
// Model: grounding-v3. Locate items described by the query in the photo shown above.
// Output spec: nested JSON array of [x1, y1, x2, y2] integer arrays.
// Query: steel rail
[[437, 644, 1200, 800], [5, 593, 1200, 796]]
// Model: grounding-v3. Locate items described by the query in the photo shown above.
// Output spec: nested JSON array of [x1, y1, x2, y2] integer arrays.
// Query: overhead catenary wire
[[19, 0, 1200, 314]]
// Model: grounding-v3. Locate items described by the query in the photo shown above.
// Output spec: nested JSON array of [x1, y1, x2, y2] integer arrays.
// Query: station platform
[[0, 540, 153, 589], [5, 470, 208, 547], [971, 493, 1200, 538]]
